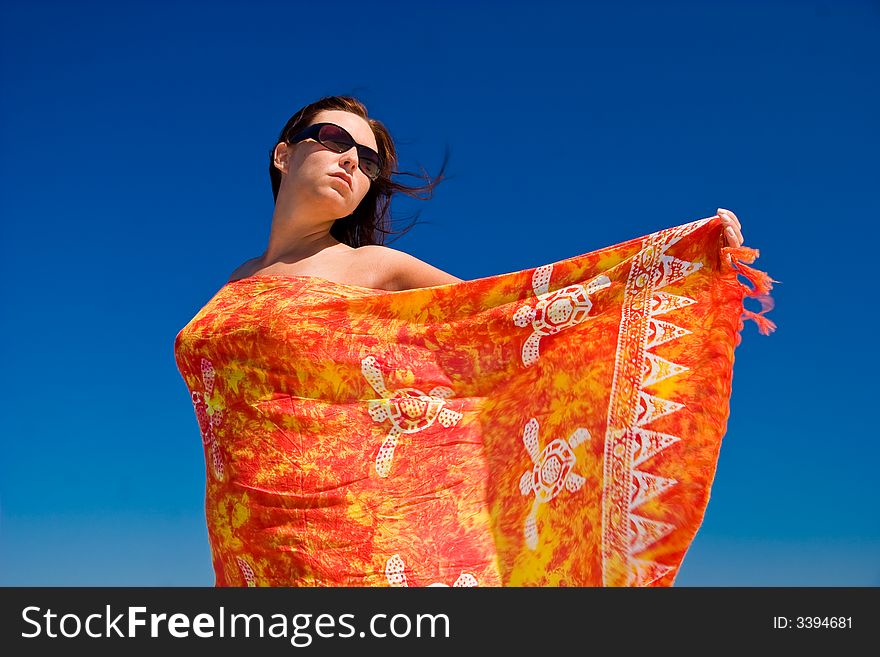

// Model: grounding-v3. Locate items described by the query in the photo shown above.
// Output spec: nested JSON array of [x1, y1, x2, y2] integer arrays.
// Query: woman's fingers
[[724, 225, 743, 246], [717, 208, 741, 230], [718, 208, 744, 246]]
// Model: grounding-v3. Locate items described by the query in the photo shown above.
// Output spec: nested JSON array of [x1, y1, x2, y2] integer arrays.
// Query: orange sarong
[[173, 215, 774, 586]]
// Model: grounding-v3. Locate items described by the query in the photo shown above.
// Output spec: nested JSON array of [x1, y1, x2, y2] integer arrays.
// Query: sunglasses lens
[[317, 124, 381, 180], [318, 124, 352, 152], [359, 155, 381, 180]]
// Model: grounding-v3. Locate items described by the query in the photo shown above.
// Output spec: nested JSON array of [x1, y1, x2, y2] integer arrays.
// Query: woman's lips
[[330, 173, 351, 190]]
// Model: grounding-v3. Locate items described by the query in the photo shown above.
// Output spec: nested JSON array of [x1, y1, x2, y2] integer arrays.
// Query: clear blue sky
[[1, 0, 877, 586]]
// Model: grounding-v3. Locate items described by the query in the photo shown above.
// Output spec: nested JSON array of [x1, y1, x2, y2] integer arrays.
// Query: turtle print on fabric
[[236, 556, 256, 587], [361, 355, 463, 478], [518, 418, 590, 550], [385, 554, 478, 587], [513, 266, 612, 367], [191, 357, 225, 481], [173, 215, 775, 586]]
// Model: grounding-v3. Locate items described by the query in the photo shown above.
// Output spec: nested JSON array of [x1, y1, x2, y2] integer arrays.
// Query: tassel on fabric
[[721, 245, 778, 336]]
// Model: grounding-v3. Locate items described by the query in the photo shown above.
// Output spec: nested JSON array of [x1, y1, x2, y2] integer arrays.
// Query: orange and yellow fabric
[[173, 215, 774, 587]]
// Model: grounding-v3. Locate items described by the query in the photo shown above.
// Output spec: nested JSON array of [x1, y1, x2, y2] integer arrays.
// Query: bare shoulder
[[227, 257, 260, 283], [355, 245, 463, 291]]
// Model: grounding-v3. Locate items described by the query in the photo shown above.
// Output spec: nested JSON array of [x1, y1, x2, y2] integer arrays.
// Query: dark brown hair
[[269, 95, 451, 247]]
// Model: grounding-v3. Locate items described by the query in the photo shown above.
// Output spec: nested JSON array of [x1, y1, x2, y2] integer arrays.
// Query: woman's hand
[[717, 208, 743, 247]]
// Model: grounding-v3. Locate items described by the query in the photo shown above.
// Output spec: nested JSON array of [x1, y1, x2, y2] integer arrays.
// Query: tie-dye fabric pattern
[[173, 216, 774, 586]]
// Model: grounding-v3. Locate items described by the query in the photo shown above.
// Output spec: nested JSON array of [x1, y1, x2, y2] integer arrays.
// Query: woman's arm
[[360, 245, 463, 291]]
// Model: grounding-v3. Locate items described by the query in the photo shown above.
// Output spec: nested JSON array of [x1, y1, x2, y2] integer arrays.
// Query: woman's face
[[275, 109, 379, 219]]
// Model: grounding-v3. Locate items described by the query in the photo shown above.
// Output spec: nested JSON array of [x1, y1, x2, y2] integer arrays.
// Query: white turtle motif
[[518, 417, 590, 550], [236, 556, 257, 587], [361, 355, 463, 478], [513, 265, 612, 367], [191, 357, 225, 480], [385, 554, 478, 587]]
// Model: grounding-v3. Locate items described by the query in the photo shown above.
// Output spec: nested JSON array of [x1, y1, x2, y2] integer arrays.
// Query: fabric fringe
[[721, 245, 778, 336]]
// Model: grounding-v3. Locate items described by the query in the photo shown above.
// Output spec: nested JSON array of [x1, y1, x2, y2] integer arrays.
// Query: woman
[[228, 95, 744, 289], [176, 95, 766, 587]]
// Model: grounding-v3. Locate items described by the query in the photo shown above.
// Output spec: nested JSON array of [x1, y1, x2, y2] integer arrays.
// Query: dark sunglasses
[[286, 122, 383, 181]]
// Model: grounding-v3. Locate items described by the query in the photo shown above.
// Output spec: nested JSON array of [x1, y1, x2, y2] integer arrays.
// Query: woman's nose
[[341, 150, 358, 172]]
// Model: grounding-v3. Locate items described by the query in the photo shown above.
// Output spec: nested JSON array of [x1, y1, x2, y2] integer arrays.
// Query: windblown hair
[[269, 95, 450, 247]]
